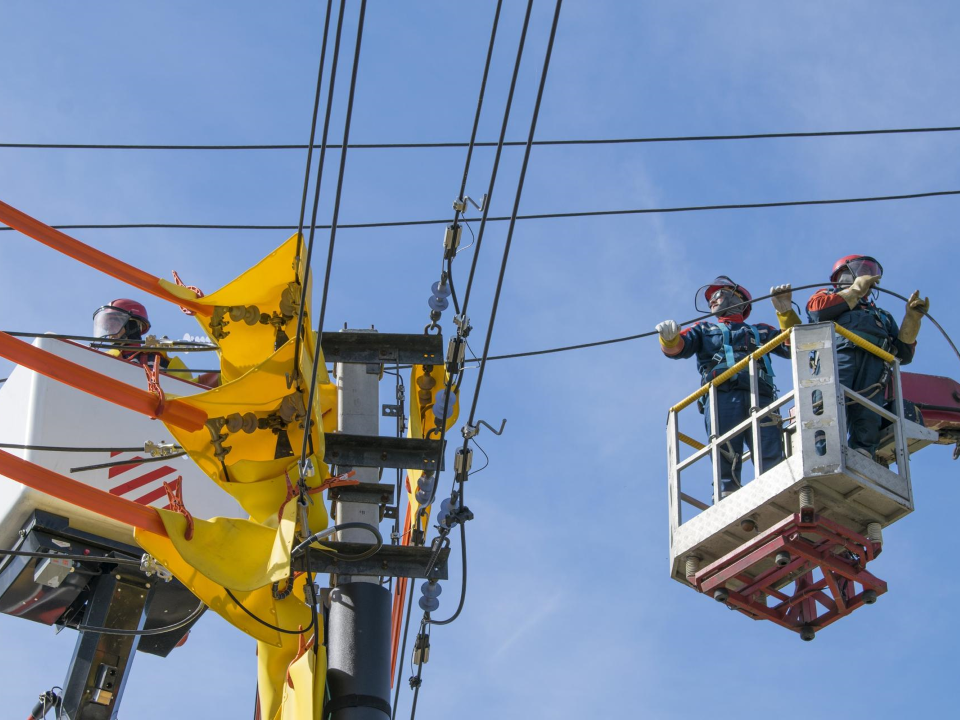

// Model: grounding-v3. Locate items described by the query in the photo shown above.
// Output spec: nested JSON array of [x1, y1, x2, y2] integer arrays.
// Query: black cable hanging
[[476, 283, 960, 367], [5, 123, 960, 152], [7, 188, 957, 233]]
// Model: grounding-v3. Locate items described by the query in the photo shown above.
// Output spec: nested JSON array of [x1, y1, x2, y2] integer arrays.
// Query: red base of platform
[[691, 512, 886, 637]]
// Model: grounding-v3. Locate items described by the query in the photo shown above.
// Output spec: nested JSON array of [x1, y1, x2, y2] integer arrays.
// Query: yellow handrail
[[677, 432, 706, 450], [670, 328, 792, 413], [833, 324, 896, 363]]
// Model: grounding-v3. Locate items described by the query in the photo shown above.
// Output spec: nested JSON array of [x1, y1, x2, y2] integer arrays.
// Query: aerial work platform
[[666, 322, 944, 639]]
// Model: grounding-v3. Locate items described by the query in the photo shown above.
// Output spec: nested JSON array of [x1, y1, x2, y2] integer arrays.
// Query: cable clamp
[[413, 631, 431, 665], [144, 440, 180, 458], [443, 223, 462, 258], [454, 447, 472, 482], [454, 313, 472, 338], [140, 554, 173, 582], [461, 418, 507, 440]]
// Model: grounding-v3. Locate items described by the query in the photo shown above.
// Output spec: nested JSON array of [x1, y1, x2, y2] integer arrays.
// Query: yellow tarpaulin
[[159, 338, 334, 523], [159, 234, 311, 384]]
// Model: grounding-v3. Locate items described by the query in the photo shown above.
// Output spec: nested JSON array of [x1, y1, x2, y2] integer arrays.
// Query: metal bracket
[[321, 331, 443, 364], [325, 434, 445, 471], [381, 404, 402, 418], [461, 418, 507, 440], [298, 543, 450, 579]]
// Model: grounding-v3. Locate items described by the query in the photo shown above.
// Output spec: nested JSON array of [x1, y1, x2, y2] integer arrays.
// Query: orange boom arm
[[0, 199, 211, 316], [0, 332, 207, 432], [0, 449, 167, 536]]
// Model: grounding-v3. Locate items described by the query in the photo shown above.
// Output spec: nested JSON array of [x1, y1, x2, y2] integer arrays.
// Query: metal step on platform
[[324, 434, 444, 472], [321, 331, 442, 365]]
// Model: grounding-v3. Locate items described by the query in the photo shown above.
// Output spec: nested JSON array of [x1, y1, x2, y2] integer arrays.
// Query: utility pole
[[307, 328, 452, 719], [326, 328, 391, 720]]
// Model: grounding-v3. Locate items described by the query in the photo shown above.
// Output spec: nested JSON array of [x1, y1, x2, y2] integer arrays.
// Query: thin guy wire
[[5, 123, 960, 151], [299, 0, 368, 467], [293, 0, 347, 381], [7, 188, 958, 233]]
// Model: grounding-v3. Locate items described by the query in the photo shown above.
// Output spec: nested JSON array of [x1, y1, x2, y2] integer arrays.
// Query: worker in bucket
[[806, 255, 928, 459], [92, 298, 211, 384], [657, 277, 792, 499]]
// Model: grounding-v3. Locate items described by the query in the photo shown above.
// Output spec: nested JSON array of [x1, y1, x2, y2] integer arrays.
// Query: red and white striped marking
[[107, 452, 176, 508]]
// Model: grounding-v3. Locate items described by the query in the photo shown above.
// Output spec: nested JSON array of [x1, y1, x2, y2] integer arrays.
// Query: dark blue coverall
[[667, 319, 791, 494], [807, 291, 915, 455]]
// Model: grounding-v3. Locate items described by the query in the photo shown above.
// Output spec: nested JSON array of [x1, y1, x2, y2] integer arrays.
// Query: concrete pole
[[328, 328, 391, 719]]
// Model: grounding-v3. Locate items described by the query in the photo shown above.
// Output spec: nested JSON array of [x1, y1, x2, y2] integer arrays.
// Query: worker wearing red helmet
[[806, 255, 929, 458], [92, 299, 203, 383], [657, 276, 792, 499], [92, 299, 152, 347]]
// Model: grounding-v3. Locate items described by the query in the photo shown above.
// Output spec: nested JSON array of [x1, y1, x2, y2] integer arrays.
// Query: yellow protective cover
[[158, 233, 310, 383], [158, 338, 334, 523], [134, 501, 302, 647]]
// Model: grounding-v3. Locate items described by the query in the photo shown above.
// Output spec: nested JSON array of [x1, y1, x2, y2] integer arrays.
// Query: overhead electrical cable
[[410, 5, 564, 719], [475, 284, 960, 368], [293, 0, 335, 263], [6, 189, 959, 233], [461, 0, 562, 430], [5, 123, 960, 151], [293, 0, 345, 376], [393, 6, 507, 717], [298, 0, 367, 468]]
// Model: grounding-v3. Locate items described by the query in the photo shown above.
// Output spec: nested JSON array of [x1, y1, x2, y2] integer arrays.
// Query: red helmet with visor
[[703, 276, 753, 319], [830, 255, 884, 285], [92, 299, 151, 339]]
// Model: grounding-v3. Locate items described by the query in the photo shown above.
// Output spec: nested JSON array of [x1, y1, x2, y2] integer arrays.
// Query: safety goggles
[[844, 257, 883, 279], [92, 306, 147, 339]]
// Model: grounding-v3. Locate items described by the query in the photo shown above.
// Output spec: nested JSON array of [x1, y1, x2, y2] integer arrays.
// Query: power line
[[4, 124, 960, 151], [4, 188, 958, 234]]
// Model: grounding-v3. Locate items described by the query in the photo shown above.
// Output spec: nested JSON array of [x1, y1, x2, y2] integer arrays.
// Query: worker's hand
[[899, 290, 930, 344], [849, 274, 880, 298], [905, 290, 930, 318], [656, 319, 680, 345], [837, 274, 880, 309], [770, 284, 793, 314]]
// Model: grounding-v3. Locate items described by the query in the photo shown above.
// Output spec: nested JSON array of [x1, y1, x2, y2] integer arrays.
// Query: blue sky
[[2, 1, 959, 718]]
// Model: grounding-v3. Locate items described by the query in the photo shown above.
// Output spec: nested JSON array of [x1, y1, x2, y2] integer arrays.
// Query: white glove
[[657, 319, 680, 345], [770, 284, 793, 314]]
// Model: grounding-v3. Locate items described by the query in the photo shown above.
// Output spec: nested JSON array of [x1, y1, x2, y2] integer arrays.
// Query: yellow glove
[[837, 274, 880, 309], [898, 290, 929, 344]]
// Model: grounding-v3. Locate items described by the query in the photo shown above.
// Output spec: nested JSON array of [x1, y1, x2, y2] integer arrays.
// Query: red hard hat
[[704, 276, 753, 319], [92, 298, 151, 338], [830, 255, 884, 284]]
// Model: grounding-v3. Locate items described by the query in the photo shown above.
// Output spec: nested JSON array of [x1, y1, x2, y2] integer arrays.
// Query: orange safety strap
[[0, 331, 207, 432], [0, 448, 167, 536], [0, 199, 210, 316]]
